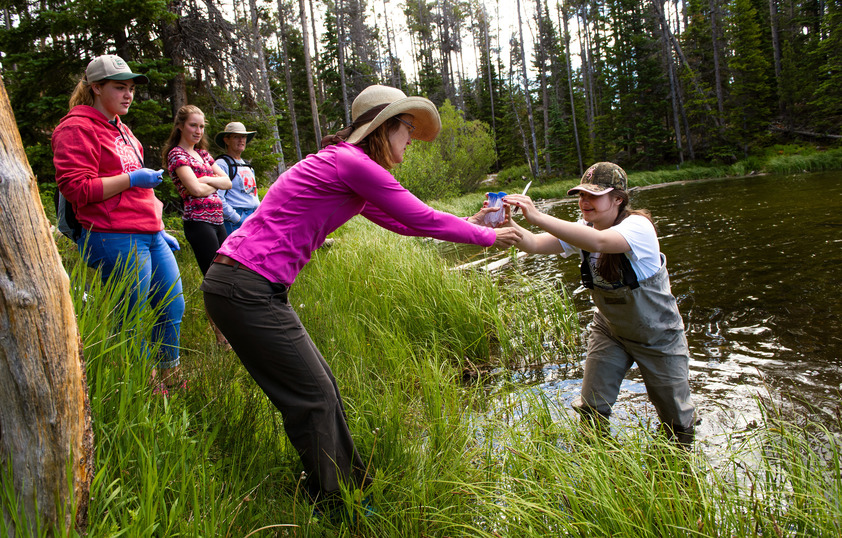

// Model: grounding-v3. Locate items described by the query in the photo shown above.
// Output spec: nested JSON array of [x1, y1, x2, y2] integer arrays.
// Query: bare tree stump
[[0, 75, 93, 536]]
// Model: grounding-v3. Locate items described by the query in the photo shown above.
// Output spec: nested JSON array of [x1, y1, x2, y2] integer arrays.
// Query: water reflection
[[442, 172, 842, 439]]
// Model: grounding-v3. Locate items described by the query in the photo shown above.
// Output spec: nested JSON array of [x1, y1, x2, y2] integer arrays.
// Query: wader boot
[[575, 405, 612, 442], [660, 422, 695, 451]]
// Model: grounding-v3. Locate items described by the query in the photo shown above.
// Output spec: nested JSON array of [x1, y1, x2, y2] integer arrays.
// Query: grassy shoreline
[[11, 157, 842, 536], [474, 146, 842, 205]]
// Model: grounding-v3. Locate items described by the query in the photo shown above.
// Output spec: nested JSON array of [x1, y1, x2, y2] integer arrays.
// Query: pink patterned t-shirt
[[167, 146, 224, 225]]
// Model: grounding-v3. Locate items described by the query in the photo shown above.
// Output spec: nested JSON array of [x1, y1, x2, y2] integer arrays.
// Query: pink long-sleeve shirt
[[217, 142, 496, 285]]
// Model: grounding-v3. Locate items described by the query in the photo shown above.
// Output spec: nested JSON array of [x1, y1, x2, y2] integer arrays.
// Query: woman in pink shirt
[[201, 85, 520, 514]]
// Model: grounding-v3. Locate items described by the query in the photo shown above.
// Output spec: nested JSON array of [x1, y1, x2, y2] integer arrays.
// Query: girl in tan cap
[[201, 85, 521, 517], [52, 54, 185, 395], [504, 162, 695, 449]]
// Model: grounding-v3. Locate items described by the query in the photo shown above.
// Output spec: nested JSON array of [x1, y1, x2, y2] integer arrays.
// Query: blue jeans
[[77, 230, 184, 368], [223, 207, 256, 235]]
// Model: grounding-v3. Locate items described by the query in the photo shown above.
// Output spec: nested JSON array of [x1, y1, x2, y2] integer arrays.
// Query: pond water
[[441, 171, 842, 442]]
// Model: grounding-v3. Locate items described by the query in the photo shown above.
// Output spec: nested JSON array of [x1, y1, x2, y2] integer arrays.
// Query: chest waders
[[573, 250, 696, 448]]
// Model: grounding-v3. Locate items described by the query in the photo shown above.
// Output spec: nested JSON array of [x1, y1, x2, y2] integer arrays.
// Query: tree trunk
[[561, 2, 584, 175], [660, 0, 685, 163], [709, 0, 726, 127], [0, 75, 93, 537], [382, 0, 400, 89], [248, 0, 286, 174], [579, 6, 596, 150], [516, 0, 539, 176], [768, 0, 783, 115], [298, 0, 322, 147], [508, 55, 533, 173], [162, 1, 187, 114], [438, 0, 453, 102], [306, 0, 326, 127], [337, 0, 350, 124], [482, 8, 500, 170], [651, 0, 715, 118], [276, 3, 302, 161], [535, 0, 551, 174]]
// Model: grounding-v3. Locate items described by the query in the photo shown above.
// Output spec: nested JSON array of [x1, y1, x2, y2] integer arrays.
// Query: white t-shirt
[[558, 214, 662, 282]]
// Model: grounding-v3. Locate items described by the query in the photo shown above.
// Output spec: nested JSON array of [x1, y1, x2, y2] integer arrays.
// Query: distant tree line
[[1, 0, 840, 198]]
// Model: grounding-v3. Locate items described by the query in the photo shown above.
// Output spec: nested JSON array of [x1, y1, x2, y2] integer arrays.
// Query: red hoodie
[[52, 105, 164, 233]]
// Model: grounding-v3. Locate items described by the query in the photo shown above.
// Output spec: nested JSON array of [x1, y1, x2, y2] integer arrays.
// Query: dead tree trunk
[[297, 0, 322, 148], [0, 76, 93, 537], [768, 0, 783, 116], [659, 0, 684, 163], [516, 0, 539, 177], [161, 2, 187, 114], [336, 0, 351, 125], [248, 0, 286, 174], [276, 3, 302, 161], [709, 0, 726, 127], [560, 1, 583, 175]]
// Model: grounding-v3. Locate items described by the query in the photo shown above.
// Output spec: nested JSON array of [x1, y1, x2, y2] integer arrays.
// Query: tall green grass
[[764, 147, 842, 175], [65, 252, 266, 536], [6, 219, 842, 537], [296, 218, 579, 370]]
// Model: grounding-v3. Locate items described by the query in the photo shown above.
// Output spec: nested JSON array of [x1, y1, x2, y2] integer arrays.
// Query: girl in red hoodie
[[52, 55, 185, 393]]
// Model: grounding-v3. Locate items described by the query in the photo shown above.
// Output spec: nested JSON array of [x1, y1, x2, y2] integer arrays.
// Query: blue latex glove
[[128, 168, 163, 189], [161, 231, 180, 252]]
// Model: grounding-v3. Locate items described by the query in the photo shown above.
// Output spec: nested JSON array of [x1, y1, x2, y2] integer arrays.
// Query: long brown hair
[[68, 78, 96, 110], [161, 105, 208, 164], [594, 190, 655, 282], [354, 116, 402, 170]]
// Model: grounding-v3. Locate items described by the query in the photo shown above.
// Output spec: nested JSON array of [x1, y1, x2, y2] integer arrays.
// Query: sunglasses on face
[[396, 116, 416, 134]]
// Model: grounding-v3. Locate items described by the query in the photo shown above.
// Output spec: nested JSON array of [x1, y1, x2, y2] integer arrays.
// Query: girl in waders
[[503, 162, 695, 448]]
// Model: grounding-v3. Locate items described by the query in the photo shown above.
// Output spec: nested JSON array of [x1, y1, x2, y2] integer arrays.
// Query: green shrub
[[765, 148, 842, 174], [495, 164, 533, 188], [395, 101, 496, 200]]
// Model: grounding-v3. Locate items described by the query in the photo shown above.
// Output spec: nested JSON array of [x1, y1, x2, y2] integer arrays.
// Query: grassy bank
[[10, 164, 842, 536], [477, 145, 842, 205]]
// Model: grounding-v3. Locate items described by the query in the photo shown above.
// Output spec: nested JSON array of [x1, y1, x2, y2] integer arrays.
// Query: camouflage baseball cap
[[567, 162, 627, 196]]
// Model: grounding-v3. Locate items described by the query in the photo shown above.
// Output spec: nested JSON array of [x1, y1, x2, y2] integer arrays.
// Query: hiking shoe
[[311, 497, 377, 525], [152, 382, 169, 397]]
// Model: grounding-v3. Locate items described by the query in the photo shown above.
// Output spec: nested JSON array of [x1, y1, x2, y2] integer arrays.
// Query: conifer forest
[[1, 0, 841, 192]]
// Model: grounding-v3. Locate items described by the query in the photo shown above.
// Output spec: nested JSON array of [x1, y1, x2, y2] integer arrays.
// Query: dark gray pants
[[201, 262, 372, 501]]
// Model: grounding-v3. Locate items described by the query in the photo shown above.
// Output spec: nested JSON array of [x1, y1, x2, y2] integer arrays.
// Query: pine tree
[[681, 0, 725, 157], [808, 0, 842, 133], [727, 0, 774, 154], [0, 0, 178, 178]]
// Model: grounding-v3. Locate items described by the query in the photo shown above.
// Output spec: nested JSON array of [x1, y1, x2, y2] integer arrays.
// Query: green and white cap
[[86, 55, 149, 84]]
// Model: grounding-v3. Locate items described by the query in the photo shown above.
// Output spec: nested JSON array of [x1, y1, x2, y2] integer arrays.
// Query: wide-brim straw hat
[[215, 121, 257, 149], [344, 85, 441, 145]]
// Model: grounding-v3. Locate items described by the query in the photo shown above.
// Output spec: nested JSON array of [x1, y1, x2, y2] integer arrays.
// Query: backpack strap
[[578, 223, 639, 290], [216, 154, 238, 181], [579, 249, 639, 290]]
